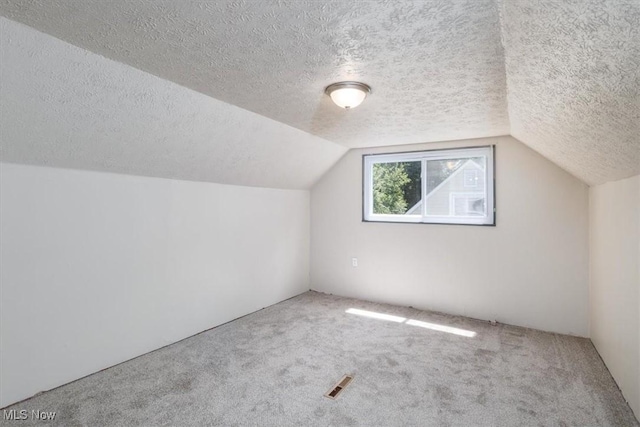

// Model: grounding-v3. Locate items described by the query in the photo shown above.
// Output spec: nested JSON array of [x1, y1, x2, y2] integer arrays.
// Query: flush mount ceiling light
[[325, 81, 371, 109]]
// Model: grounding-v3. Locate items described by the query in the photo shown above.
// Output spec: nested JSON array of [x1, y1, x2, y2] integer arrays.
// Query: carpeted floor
[[2, 291, 638, 426]]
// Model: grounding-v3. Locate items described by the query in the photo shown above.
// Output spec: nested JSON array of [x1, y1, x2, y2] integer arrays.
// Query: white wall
[[0, 163, 310, 408], [590, 174, 640, 417], [311, 136, 589, 336]]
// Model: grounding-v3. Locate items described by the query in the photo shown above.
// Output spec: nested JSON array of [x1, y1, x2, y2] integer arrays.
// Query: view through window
[[363, 146, 494, 225]]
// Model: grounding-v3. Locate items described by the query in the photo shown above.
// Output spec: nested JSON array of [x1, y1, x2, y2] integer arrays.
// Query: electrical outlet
[[351, 258, 358, 267]]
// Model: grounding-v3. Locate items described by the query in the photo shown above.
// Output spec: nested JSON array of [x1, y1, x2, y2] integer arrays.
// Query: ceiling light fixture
[[325, 81, 371, 109]]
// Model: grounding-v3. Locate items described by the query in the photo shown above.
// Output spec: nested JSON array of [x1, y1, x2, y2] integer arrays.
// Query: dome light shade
[[325, 81, 371, 109]]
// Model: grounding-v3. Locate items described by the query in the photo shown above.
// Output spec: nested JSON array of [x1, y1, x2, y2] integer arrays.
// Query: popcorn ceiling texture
[[500, 0, 640, 185], [0, 0, 509, 148], [0, 0, 638, 186], [0, 17, 346, 190]]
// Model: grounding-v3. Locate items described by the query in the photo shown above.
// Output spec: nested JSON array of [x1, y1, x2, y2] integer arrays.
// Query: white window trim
[[363, 146, 495, 226]]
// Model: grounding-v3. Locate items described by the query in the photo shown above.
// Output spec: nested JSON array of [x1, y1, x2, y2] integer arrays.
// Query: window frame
[[362, 145, 495, 226]]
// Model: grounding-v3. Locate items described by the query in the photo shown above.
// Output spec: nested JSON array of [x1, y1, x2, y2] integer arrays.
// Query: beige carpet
[[2, 291, 637, 426]]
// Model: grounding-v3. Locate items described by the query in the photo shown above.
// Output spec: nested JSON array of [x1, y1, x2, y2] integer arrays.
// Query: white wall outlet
[[351, 257, 358, 267]]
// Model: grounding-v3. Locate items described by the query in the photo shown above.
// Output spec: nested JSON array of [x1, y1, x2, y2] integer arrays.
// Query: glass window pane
[[363, 146, 494, 225], [425, 157, 486, 217], [372, 161, 422, 215]]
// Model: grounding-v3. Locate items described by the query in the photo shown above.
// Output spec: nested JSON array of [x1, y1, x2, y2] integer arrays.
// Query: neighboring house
[[406, 159, 486, 216]]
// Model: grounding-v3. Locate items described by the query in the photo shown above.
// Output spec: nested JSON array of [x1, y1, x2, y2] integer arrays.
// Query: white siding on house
[[426, 160, 486, 216], [406, 160, 487, 217]]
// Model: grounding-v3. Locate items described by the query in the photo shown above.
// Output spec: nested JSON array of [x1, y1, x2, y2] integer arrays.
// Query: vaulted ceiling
[[501, 1, 639, 185], [0, 0, 638, 186]]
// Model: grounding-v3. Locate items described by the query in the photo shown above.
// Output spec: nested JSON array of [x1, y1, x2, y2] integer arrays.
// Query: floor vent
[[324, 374, 354, 400]]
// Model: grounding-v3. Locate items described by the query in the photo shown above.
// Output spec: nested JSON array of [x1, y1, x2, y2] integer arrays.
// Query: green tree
[[402, 161, 422, 208], [373, 163, 410, 214]]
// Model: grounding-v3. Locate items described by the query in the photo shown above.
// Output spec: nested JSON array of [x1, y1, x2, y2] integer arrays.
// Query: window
[[363, 146, 494, 225], [450, 192, 485, 216], [463, 170, 478, 188]]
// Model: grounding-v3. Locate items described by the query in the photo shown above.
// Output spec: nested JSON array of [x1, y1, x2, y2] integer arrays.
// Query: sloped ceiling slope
[[0, 1, 638, 186], [0, 18, 346, 189], [500, 0, 640, 185], [0, 0, 509, 148]]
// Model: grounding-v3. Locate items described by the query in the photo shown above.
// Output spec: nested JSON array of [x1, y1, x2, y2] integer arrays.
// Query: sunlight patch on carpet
[[346, 308, 477, 338]]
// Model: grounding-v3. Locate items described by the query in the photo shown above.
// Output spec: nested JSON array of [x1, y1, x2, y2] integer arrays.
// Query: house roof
[[0, 1, 637, 188]]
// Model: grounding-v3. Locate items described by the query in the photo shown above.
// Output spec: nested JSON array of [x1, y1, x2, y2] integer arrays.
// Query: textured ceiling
[[500, 0, 640, 185], [0, 0, 509, 148], [0, 17, 346, 189], [0, 0, 638, 186]]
